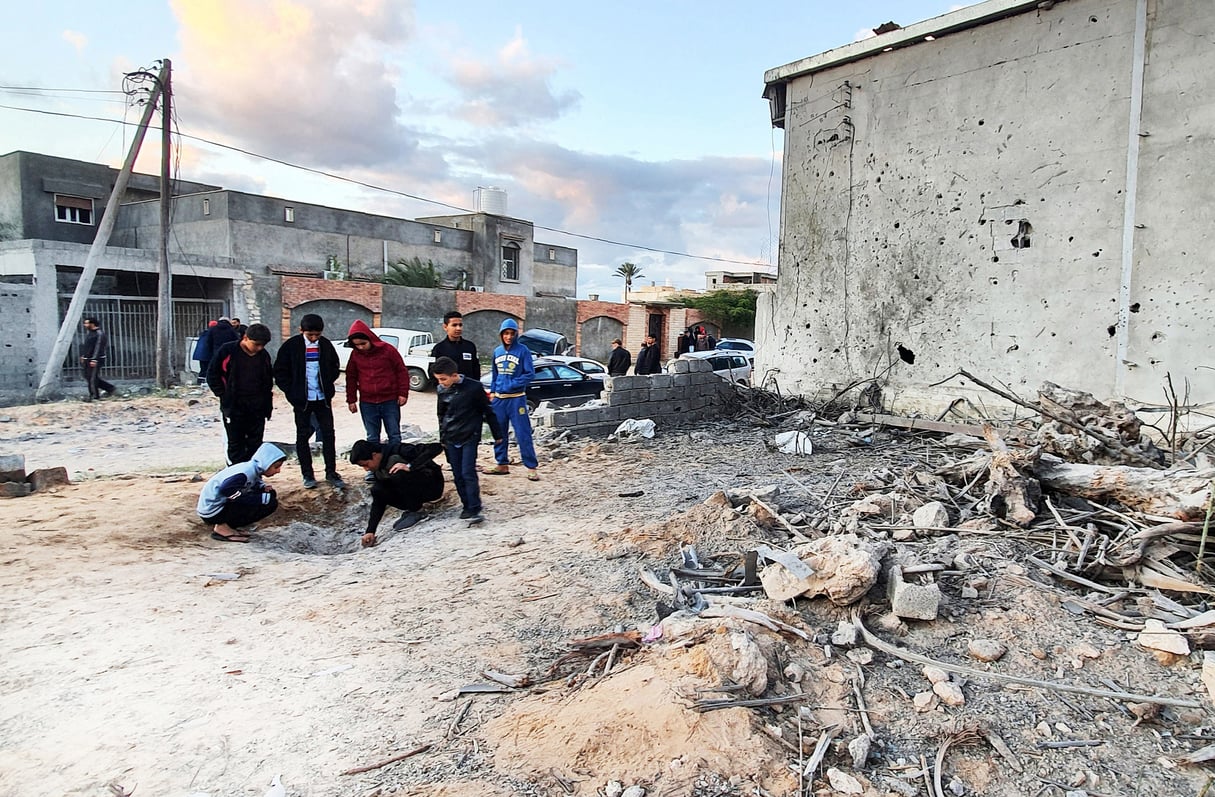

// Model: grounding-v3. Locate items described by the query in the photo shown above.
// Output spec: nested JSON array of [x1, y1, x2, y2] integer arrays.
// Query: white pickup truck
[[337, 327, 436, 392]]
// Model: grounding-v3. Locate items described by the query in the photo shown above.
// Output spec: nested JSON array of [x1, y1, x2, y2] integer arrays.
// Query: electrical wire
[[0, 100, 771, 268]]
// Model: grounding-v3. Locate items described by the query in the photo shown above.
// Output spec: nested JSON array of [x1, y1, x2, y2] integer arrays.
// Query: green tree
[[680, 289, 758, 328], [384, 257, 441, 288], [614, 261, 643, 302]]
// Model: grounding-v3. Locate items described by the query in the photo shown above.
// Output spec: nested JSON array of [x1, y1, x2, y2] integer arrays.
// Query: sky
[[0, 0, 976, 301]]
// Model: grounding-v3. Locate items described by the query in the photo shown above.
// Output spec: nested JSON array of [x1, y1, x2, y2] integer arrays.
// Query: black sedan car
[[481, 357, 604, 410]]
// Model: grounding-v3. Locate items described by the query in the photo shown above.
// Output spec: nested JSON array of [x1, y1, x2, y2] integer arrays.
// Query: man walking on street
[[274, 313, 345, 490], [485, 319, 539, 480], [635, 333, 662, 375], [208, 323, 275, 465], [80, 315, 116, 401], [430, 311, 480, 381], [607, 338, 631, 376]]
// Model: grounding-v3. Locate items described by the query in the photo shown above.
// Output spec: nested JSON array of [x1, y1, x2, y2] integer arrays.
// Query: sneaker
[[326, 474, 347, 489], [393, 511, 423, 530], [459, 508, 481, 520], [467, 513, 485, 525], [302, 477, 318, 489], [363, 472, 376, 482]]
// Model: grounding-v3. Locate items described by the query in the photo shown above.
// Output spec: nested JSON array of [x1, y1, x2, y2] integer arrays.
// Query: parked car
[[481, 357, 604, 410], [543, 354, 608, 376], [337, 327, 435, 392], [673, 350, 753, 386], [714, 338, 755, 356], [517, 328, 572, 357]]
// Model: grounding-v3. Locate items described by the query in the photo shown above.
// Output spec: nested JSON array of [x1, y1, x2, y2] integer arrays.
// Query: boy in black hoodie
[[434, 356, 502, 525], [350, 438, 444, 548]]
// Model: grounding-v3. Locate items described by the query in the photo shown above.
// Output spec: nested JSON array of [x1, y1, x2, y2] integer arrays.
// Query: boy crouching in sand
[[433, 356, 502, 525], [197, 442, 287, 542]]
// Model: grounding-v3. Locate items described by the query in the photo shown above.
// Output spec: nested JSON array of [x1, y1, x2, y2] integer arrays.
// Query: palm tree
[[614, 261, 644, 303]]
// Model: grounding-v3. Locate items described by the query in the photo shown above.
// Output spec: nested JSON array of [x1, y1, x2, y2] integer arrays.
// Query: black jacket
[[208, 340, 274, 418], [437, 376, 502, 446], [431, 337, 481, 380], [366, 442, 445, 532], [608, 347, 631, 376], [635, 343, 661, 375], [273, 334, 340, 407]]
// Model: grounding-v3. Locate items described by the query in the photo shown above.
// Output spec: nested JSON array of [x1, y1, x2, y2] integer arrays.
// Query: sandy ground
[[0, 389, 1212, 797]]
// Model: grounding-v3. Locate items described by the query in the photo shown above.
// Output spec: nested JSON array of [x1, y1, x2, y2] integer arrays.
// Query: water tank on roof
[[474, 186, 508, 215]]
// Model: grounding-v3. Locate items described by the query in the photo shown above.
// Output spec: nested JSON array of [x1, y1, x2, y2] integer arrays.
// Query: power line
[[0, 101, 772, 268]]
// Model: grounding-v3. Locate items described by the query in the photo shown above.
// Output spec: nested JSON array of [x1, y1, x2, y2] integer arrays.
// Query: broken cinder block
[[0, 453, 26, 483], [28, 467, 71, 492], [887, 565, 941, 621]]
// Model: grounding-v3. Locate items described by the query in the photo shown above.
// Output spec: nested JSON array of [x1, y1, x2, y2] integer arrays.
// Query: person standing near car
[[485, 318, 539, 480], [274, 313, 345, 490], [430, 311, 480, 381], [345, 320, 410, 458], [635, 333, 662, 375], [607, 338, 632, 376], [80, 315, 117, 401]]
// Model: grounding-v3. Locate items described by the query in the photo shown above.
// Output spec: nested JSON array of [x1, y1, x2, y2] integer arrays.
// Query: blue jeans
[[444, 441, 482, 514], [359, 400, 401, 446], [492, 395, 537, 469]]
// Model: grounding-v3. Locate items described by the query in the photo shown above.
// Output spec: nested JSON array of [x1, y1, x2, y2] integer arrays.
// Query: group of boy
[[197, 311, 541, 547]]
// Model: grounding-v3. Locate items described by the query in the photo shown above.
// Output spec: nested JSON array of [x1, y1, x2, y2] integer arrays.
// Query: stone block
[[887, 565, 941, 621], [649, 373, 673, 389], [27, 467, 70, 492], [687, 358, 712, 373], [551, 411, 579, 427], [0, 481, 32, 498], [668, 359, 692, 374], [0, 453, 26, 483], [913, 501, 951, 529], [607, 375, 636, 391], [671, 372, 696, 388]]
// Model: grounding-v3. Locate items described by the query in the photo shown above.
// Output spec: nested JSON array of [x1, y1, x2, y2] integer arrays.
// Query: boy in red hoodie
[[345, 321, 410, 454]]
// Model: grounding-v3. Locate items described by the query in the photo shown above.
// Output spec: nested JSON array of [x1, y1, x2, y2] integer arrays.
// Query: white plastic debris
[[774, 430, 813, 455], [614, 418, 656, 439], [264, 774, 286, 797]]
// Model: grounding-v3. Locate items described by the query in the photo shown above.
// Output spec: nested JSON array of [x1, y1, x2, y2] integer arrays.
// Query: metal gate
[[60, 295, 227, 380]]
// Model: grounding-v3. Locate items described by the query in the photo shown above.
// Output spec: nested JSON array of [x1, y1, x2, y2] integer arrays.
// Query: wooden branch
[[1034, 456, 1215, 521], [982, 424, 1039, 527], [959, 369, 1160, 468], [852, 413, 990, 437], [851, 610, 1200, 707], [340, 743, 431, 776]]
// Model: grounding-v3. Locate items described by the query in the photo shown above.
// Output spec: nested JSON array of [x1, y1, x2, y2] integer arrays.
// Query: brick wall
[[279, 276, 383, 340], [537, 357, 735, 437]]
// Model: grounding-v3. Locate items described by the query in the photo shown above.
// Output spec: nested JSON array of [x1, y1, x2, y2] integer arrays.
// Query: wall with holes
[[758, 0, 1215, 413]]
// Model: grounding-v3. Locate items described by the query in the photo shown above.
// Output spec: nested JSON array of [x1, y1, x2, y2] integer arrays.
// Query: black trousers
[[201, 495, 279, 529], [366, 468, 444, 532], [293, 400, 336, 479], [83, 360, 115, 398], [222, 405, 266, 466]]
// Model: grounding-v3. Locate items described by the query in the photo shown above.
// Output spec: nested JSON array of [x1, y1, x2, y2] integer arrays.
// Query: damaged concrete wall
[[759, 0, 1215, 413]]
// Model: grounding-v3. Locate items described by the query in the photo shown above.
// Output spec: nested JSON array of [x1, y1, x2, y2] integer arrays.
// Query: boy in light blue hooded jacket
[[486, 318, 539, 479], [197, 442, 286, 542]]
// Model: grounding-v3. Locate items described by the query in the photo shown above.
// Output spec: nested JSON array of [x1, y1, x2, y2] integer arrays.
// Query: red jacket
[[345, 321, 409, 405]]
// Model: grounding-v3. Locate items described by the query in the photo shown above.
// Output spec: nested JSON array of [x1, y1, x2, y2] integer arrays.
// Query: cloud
[[445, 26, 580, 128], [62, 30, 88, 54], [169, 0, 443, 174]]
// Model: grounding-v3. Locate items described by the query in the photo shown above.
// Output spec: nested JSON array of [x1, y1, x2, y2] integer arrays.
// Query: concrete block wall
[[538, 357, 734, 436], [0, 283, 37, 406]]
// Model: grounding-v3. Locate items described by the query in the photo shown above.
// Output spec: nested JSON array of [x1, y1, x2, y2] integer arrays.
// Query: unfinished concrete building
[[759, 0, 1214, 414]]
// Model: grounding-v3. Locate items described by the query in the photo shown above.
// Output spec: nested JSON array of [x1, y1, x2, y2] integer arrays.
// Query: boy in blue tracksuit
[[196, 442, 286, 542], [486, 318, 539, 480]]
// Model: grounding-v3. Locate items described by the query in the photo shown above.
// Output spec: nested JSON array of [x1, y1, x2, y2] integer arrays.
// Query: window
[[202, 198, 211, 215], [284, 207, 295, 223], [548, 248, 556, 261], [54, 194, 93, 225], [501, 241, 520, 282], [433, 230, 442, 243], [552, 365, 583, 380]]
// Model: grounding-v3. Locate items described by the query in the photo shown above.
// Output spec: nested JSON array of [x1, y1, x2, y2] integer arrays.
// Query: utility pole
[[156, 59, 173, 388], [37, 61, 168, 401]]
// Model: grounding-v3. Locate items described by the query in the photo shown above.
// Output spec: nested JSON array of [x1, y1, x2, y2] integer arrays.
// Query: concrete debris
[[847, 734, 871, 768], [845, 647, 873, 665], [0, 453, 26, 483], [913, 691, 938, 712], [912, 500, 950, 529], [933, 680, 966, 706], [1136, 619, 1190, 656], [825, 768, 864, 794], [1202, 652, 1215, 705], [831, 620, 858, 647], [967, 639, 1008, 662], [758, 535, 884, 605], [887, 565, 941, 620], [922, 665, 949, 685]]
